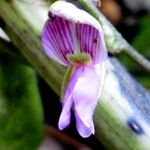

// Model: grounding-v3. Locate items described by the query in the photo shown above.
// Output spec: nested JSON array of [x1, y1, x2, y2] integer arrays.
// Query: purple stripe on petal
[[42, 16, 76, 66], [42, 20, 67, 65], [53, 19, 67, 59], [42, 22, 61, 62], [76, 23, 107, 64], [61, 19, 74, 54], [51, 17, 70, 62], [88, 25, 92, 54]]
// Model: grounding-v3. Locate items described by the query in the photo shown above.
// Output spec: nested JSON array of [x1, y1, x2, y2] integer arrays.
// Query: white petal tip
[[80, 132, 92, 138], [58, 124, 64, 131], [58, 116, 70, 130], [49, 1, 102, 32], [92, 130, 95, 135]]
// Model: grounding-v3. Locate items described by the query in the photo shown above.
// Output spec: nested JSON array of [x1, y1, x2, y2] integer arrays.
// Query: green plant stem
[[123, 45, 150, 71], [78, 0, 150, 72], [0, 0, 66, 95], [0, 1, 150, 150]]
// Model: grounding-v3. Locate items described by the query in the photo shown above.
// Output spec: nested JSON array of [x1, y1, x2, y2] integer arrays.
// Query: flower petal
[[50, 1, 102, 31], [42, 16, 74, 66], [58, 67, 83, 130], [72, 65, 101, 137], [76, 23, 107, 64], [58, 94, 72, 130], [74, 110, 94, 138], [42, 1, 108, 66]]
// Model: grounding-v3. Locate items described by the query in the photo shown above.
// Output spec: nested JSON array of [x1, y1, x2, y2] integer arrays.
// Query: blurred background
[[0, 0, 150, 149]]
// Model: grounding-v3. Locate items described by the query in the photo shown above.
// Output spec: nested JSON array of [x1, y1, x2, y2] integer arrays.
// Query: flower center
[[67, 53, 92, 66]]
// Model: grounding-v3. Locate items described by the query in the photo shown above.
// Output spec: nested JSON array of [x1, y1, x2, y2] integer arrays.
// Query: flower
[[42, 1, 107, 138]]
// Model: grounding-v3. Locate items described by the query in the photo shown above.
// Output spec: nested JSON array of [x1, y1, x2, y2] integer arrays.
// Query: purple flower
[[42, 1, 107, 138]]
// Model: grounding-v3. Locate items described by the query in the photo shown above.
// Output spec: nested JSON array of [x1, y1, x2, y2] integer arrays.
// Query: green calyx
[[67, 53, 91, 66]]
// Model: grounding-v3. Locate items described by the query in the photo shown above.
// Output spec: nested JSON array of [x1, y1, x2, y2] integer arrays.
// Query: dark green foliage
[[0, 54, 43, 150], [132, 15, 150, 56]]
